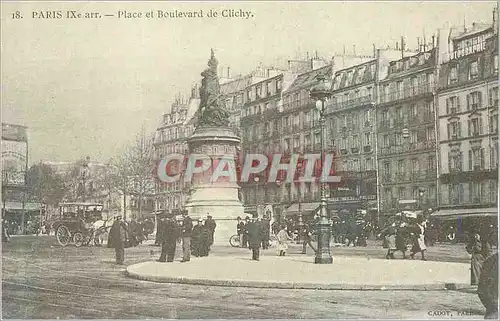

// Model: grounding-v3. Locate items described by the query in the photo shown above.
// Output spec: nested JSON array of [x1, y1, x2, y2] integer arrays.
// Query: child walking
[[277, 225, 293, 256]]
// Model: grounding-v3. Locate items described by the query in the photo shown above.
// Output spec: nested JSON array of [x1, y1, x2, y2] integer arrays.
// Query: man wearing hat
[[205, 214, 217, 246], [192, 218, 210, 257], [157, 215, 180, 262], [108, 216, 128, 265], [180, 213, 193, 262], [246, 215, 263, 261], [236, 217, 245, 247]]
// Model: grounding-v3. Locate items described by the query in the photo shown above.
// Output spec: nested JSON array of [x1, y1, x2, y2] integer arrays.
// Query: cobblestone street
[[2, 236, 486, 319]]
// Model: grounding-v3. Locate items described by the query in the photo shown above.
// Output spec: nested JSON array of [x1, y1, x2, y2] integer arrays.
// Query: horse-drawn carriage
[[53, 203, 113, 247]]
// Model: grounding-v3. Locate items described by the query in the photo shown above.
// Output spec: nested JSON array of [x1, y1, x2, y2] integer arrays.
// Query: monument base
[[186, 201, 245, 246]]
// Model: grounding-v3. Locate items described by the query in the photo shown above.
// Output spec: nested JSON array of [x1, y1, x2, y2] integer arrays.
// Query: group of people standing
[[380, 216, 428, 260], [236, 216, 272, 260], [156, 213, 217, 263]]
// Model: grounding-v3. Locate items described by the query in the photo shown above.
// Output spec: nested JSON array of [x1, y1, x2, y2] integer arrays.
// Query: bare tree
[[113, 128, 156, 220]]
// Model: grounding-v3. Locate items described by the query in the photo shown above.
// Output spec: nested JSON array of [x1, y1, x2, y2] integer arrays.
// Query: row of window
[[447, 144, 499, 172], [446, 114, 498, 140], [444, 180, 497, 206], [245, 78, 283, 102], [388, 52, 432, 74], [447, 55, 498, 85], [444, 87, 498, 115], [382, 156, 436, 178], [332, 63, 376, 90], [380, 75, 434, 103], [379, 127, 435, 148], [382, 185, 437, 205]]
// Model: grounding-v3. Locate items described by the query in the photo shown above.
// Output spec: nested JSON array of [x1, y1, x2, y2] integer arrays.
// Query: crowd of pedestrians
[[154, 212, 216, 263]]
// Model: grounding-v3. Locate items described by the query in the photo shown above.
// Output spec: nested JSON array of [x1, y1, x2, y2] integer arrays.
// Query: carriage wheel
[[73, 232, 84, 247], [56, 225, 71, 247], [229, 234, 240, 247]]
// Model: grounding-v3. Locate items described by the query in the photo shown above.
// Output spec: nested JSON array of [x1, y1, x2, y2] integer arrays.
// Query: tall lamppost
[[81, 156, 90, 203], [418, 189, 426, 213], [309, 73, 333, 264]]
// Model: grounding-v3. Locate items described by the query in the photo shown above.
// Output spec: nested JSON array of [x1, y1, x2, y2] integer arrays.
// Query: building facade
[[436, 20, 498, 222], [153, 95, 198, 214], [376, 47, 439, 221], [1, 123, 41, 234]]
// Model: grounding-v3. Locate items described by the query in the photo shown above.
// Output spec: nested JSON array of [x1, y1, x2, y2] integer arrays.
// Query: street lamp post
[[309, 73, 333, 264], [418, 189, 426, 213], [81, 156, 90, 203]]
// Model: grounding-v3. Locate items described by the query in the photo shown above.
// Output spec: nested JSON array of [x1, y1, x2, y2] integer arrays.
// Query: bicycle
[[229, 234, 279, 248]]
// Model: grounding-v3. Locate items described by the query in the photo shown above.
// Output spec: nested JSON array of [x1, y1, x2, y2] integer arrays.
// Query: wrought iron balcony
[[330, 95, 374, 111]]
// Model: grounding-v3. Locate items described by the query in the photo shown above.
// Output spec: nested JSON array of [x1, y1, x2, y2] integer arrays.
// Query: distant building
[[435, 17, 498, 224], [42, 159, 124, 221], [2, 123, 41, 234]]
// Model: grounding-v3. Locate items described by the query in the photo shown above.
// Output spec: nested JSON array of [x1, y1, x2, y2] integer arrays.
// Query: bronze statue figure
[[197, 49, 230, 127]]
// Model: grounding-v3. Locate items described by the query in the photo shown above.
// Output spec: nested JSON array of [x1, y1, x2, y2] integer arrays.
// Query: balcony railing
[[329, 95, 374, 112], [379, 140, 436, 156], [283, 98, 315, 111], [380, 83, 432, 104]]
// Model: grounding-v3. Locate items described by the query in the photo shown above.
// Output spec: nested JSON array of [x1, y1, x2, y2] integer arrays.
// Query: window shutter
[[478, 92, 483, 108], [448, 152, 452, 170], [447, 124, 451, 140], [480, 148, 485, 168], [459, 151, 463, 170], [457, 97, 461, 112], [458, 122, 462, 137], [479, 117, 483, 135], [469, 150, 473, 170], [467, 94, 470, 110], [446, 99, 450, 114], [468, 120, 471, 137]]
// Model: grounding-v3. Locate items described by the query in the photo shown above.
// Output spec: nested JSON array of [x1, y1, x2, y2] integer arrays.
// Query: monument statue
[[198, 49, 230, 127]]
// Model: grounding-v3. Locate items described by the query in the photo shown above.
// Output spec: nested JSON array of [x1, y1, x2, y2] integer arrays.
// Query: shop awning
[[431, 207, 498, 220], [2, 202, 42, 211], [284, 202, 320, 216]]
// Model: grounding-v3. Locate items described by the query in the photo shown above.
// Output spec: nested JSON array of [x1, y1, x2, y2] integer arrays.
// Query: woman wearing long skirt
[[277, 226, 293, 256], [466, 232, 486, 285], [410, 220, 427, 261]]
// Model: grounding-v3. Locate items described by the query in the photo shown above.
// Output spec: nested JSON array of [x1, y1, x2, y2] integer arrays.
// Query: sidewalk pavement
[[126, 254, 472, 291]]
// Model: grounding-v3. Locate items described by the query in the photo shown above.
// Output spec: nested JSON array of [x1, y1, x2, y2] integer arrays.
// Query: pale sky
[[1, 1, 496, 165]]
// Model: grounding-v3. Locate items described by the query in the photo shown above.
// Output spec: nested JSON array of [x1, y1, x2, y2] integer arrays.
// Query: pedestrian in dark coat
[[260, 218, 271, 250], [246, 218, 262, 260], [181, 214, 193, 262], [242, 216, 250, 248], [237, 217, 245, 247], [466, 232, 487, 285], [191, 219, 209, 257], [108, 216, 128, 265], [478, 252, 498, 319], [204, 215, 217, 246], [157, 217, 180, 262]]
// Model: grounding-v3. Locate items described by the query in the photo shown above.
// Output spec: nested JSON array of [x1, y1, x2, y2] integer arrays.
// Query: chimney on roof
[[373, 43, 376, 57], [227, 67, 230, 78], [353, 44, 356, 55], [396, 42, 399, 50]]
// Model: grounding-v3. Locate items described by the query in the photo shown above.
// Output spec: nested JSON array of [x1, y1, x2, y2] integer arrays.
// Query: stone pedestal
[[185, 126, 245, 245]]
